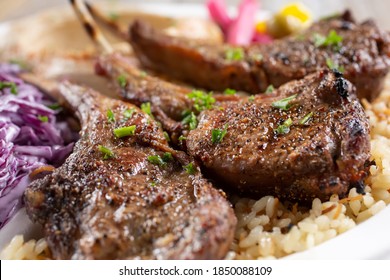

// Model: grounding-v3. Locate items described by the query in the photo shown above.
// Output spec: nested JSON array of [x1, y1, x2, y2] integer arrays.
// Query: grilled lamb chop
[[130, 11, 390, 101], [186, 70, 371, 203], [24, 82, 236, 260]]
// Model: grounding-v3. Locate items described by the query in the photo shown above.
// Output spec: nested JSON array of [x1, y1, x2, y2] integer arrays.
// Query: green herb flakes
[[148, 153, 173, 166], [225, 47, 245, 61], [275, 118, 293, 135], [123, 108, 135, 120], [162, 152, 174, 162], [182, 111, 198, 130], [184, 162, 196, 175], [37, 115, 48, 123], [313, 30, 343, 49], [187, 90, 215, 112], [299, 112, 314, 125], [107, 109, 115, 123], [265, 84, 275, 94], [224, 88, 237, 95], [141, 102, 153, 118], [113, 125, 136, 138], [148, 155, 165, 166], [117, 74, 127, 88], [0, 81, 18, 95], [178, 135, 187, 142], [98, 145, 115, 160], [149, 181, 157, 187], [248, 95, 255, 102], [163, 131, 170, 142], [212, 124, 228, 144], [47, 103, 61, 110], [272, 94, 297, 110], [326, 58, 345, 73]]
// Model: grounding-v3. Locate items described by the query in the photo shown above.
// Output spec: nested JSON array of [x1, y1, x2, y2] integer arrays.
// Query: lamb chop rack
[[129, 11, 390, 101], [24, 81, 236, 260], [69, 1, 371, 204], [95, 58, 371, 203]]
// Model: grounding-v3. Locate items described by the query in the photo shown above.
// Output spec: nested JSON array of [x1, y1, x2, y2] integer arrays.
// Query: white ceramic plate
[[0, 2, 389, 260]]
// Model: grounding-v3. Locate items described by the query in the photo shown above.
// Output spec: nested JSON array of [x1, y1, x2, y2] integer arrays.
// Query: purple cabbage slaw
[[0, 63, 77, 228]]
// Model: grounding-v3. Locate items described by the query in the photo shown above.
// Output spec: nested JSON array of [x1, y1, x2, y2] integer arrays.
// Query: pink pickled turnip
[[207, 0, 263, 45], [206, 0, 232, 33], [226, 0, 259, 45]]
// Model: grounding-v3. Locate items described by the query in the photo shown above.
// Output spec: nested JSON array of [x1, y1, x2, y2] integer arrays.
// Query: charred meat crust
[[186, 70, 371, 203], [129, 11, 390, 101], [24, 83, 236, 260]]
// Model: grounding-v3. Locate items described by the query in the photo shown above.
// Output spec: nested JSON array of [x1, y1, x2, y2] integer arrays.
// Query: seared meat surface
[[130, 11, 390, 101], [24, 82, 236, 260], [186, 70, 371, 203]]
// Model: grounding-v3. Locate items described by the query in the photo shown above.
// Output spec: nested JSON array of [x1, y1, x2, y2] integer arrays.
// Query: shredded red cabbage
[[0, 63, 77, 228]]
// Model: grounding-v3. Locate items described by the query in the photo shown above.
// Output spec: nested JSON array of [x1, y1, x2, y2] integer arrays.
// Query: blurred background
[[0, 0, 389, 29]]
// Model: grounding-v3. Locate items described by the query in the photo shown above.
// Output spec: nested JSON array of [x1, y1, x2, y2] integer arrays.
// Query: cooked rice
[[2, 78, 390, 260], [0, 235, 49, 260]]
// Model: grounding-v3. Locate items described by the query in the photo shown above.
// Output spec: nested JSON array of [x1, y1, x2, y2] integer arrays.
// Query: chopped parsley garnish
[[141, 102, 153, 118], [224, 88, 237, 95], [187, 90, 215, 112], [300, 112, 314, 125], [98, 145, 115, 160], [182, 111, 198, 130], [163, 131, 170, 142], [162, 152, 174, 162], [275, 118, 293, 135], [149, 181, 157, 187], [248, 95, 255, 102], [271, 94, 297, 110], [0, 81, 18, 95], [211, 124, 228, 144], [225, 47, 245, 61], [178, 135, 187, 142], [184, 162, 196, 175], [265, 84, 275, 94], [107, 109, 115, 123], [47, 103, 61, 110], [148, 155, 165, 166], [117, 74, 127, 88], [37, 115, 48, 123], [326, 58, 345, 73], [123, 108, 135, 120], [113, 125, 136, 138], [313, 30, 343, 49], [139, 71, 148, 78], [148, 153, 173, 166]]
